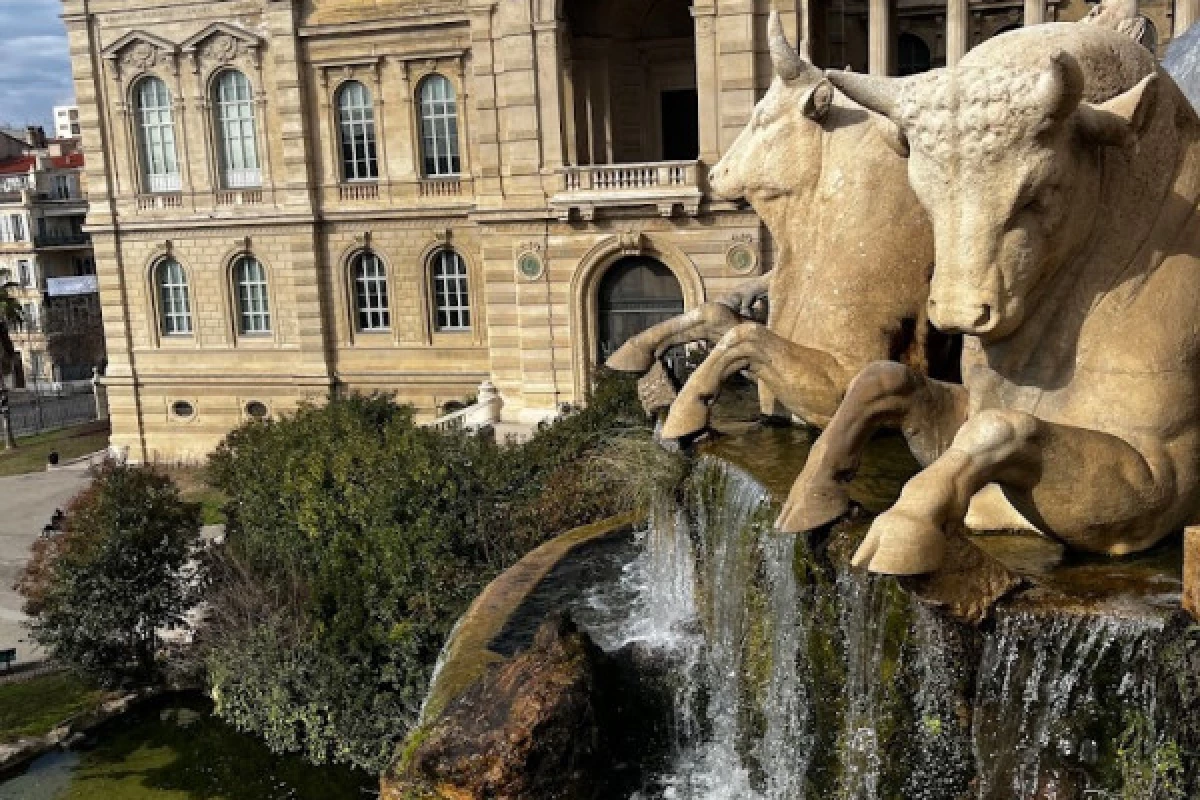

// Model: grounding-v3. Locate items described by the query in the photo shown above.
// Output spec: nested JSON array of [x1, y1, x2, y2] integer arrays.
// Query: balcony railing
[[35, 232, 90, 248], [215, 189, 264, 206], [419, 178, 462, 199], [339, 183, 379, 202], [551, 160, 703, 220], [136, 193, 183, 212]]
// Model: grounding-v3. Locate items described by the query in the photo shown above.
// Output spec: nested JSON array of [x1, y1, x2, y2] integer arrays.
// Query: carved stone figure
[[606, 14, 955, 436], [788, 23, 1200, 576]]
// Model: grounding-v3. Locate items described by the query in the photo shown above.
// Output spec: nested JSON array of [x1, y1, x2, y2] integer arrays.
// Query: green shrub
[[17, 462, 203, 686], [203, 373, 646, 773]]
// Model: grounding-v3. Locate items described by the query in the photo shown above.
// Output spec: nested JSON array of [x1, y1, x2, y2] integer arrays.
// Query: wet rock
[[900, 528, 1026, 625], [395, 612, 612, 800]]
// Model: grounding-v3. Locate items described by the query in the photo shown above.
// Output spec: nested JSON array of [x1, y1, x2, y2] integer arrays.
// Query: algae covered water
[[0, 694, 376, 800]]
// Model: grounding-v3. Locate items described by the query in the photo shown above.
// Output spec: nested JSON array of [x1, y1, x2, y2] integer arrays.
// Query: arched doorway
[[595, 256, 684, 362]]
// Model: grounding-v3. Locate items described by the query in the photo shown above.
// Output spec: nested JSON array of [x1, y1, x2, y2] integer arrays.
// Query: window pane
[[337, 81, 378, 182], [419, 75, 460, 178], [215, 71, 261, 188], [353, 251, 389, 331], [136, 77, 181, 192], [431, 250, 470, 331], [235, 255, 271, 334], [157, 258, 191, 335]]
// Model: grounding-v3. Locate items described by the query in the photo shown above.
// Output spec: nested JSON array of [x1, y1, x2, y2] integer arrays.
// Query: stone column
[[534, 21, 565, 171], [692, 4, 720, 165], [869, 0, 891, 76], [1177, 0, 1200, 34], [946, 0, 970, 65], [1024, 0, 1045, 26]]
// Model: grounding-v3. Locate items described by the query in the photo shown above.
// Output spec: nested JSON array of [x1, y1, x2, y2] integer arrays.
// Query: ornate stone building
[[64, 0, 1188, 461]]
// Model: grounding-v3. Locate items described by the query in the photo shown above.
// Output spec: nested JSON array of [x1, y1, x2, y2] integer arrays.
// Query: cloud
[[0, 0, 74, 129]]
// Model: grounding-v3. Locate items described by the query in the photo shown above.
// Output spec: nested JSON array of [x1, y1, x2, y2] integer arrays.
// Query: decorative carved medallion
[[205, 34, 239, 63], [122, 42, 160, 73], [515, 244, 545, 281], [726, 236, 758, 275]]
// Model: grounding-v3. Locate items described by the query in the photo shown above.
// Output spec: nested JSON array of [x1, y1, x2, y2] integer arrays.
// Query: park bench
[[0, 648, 16, 671]]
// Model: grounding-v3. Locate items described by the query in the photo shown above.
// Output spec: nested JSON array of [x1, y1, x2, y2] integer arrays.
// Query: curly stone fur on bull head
[[829, 51, 1156, 340]]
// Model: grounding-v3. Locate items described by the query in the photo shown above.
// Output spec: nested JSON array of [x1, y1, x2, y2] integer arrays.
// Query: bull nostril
[[975, 304, 992, 328]]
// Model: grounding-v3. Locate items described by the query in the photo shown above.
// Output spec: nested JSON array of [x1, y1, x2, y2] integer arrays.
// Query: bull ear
[[802, 79, 834, 121], [1035, 52, 1086, 123], [1075, 73, 1157, 147]]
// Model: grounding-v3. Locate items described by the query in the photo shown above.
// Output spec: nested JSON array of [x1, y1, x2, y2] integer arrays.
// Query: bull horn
[[824, 69, 905, 123], [769, 11, 816, 83], [1037, 51, 1086, 122]]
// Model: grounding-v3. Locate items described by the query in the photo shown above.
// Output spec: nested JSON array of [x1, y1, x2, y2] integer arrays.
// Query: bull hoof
[[855, 508, 946, 576], [660, 395, 710, 440], [776, 478, 851, 533], [605, 341, 657, 373]]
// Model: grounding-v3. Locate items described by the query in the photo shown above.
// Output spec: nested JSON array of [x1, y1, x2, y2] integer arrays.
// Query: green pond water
[[0, 695, 377, 800]]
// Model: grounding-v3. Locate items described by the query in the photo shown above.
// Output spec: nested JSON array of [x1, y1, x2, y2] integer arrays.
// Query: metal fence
[[8, 391, 98, 437]]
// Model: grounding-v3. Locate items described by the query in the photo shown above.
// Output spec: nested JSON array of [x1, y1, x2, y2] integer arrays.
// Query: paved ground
[[0, 468, 93, 664]]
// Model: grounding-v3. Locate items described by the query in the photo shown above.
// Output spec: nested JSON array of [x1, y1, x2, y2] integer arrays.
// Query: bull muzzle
[[708, 160, 737, 200], [926, 295, 999, 336]]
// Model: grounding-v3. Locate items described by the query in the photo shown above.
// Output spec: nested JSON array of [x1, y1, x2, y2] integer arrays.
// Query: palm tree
[[0, 284, 22, 449]]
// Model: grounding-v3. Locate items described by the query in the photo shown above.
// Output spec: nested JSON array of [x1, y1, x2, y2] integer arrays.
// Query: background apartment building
[[0, 128, 101, 391], [62, 0, 1189, 462]]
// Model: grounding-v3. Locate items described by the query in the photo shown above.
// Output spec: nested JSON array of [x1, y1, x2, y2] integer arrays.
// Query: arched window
[[352, 251, 390, 331], [431, 249, 470, 331], [418, 75, 461, 177], [897, 33, 932, 77], [135, 77, 180, 192], [234, 255, 270, 334], [337, 81, 378, 181], [156, 258, 192, 335], [214, 70, 261, 188]]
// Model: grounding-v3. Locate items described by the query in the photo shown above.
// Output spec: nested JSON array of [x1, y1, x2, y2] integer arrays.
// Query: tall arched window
[[135, 77, 181, 192], [337, 81, 378, 181], [234, 255, 270, 334], [431, 250, 470, 331], [418, 75, 460, 177], [214, 70, 261, 188], [352, 251, 390, 331], [156, 258, 192, 335]]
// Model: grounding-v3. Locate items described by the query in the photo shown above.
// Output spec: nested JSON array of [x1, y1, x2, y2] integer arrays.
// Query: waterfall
[[971, 608, 1165, 799], [758, 532, 813, 800], [836, 570, 888, 800]]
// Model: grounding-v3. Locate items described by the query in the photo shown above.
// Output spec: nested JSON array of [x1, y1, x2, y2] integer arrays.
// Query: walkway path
[[0, 469, 93, 664]]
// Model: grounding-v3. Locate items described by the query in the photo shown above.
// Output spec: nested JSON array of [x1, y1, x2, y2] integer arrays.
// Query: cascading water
[[571, 428, 1197, 799], [972, 608, 1169, 799]]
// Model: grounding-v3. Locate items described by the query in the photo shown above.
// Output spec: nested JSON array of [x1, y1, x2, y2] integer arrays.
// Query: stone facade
[[65, 0, 1185, 462]]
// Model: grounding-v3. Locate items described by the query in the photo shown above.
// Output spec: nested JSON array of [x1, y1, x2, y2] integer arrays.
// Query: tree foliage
[[17, 463, 203, 685], [202, 373, 645, 773]]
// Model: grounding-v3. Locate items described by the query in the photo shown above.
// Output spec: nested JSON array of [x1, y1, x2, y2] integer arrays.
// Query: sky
[[0, 0, 75, 131]]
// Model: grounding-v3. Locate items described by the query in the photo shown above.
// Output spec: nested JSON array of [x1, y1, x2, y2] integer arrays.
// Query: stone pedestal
[[1183, 526, 1200, 620]]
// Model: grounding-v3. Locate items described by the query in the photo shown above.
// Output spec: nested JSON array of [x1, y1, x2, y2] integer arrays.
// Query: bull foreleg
[[605, 276, 770, 373], [660, 321, 849, 439], [778, 360, 967, 533], [854, 410, 1181, 575]]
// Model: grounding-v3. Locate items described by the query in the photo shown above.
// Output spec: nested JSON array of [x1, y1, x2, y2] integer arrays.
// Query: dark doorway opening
[[596, 257, 684, 363], [660, 89, 699, 161], [897, 33, 932, 76]]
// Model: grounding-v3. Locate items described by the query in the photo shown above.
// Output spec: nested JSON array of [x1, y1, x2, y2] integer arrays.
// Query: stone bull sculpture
[[788, 23, 1200, 576], [606, 14, 956, 433]]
